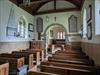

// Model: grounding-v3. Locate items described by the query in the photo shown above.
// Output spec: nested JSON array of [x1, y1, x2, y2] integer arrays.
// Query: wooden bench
[[55, 50, 86, 55], [21, 50, 41, 65], [54, 53, 89, 59], [52, 55, 88, 61], [52, 54, 89, 60], [48, 57, 94, 66], [41, 61, 96, 72], [12, 50, 40, 65], [28, 71, 58, 75], [55, 52, 86, 56], [28, 49, 45, 61], [11, 52, 34, 69], [0, 61, 9, 75], [40, 65, 94, 75], [0, 54, 28, 75], [57, 49, 84, 52]]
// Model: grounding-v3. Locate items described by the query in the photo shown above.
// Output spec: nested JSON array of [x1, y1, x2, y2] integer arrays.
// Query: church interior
[[0, 0, 100, 75]]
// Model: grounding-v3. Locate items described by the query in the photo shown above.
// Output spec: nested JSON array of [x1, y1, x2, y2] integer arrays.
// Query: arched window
[[57, 32, 65, 39], [63, 32, 65, 39], [83, 8, 87, 38], [17, 16, 26, 37], [60, 32, 63, 39]]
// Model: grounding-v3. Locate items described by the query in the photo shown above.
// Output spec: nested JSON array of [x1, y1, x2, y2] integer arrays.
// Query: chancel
[[0, 0, 100, 75]]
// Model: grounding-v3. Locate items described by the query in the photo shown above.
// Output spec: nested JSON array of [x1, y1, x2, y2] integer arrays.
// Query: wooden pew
[[28, 71, 58, 75], [57, 49, 84, 52], [54, 53, 89, 59], [12, 50, 40, 65], [52, 54, 89, 60], [55, 50, 86, 55], [40, 65, 94, 75], [0, 54, 28, 75], [51, 55, 88, 61], [0, 61, 9, 75], [41, 61, 96, 72], [11, 52, 34, 69], [55, 52, 86, 56], [28, 49, 45, 61], [22, 50, 41, 65], [48, 57, 94, 66]]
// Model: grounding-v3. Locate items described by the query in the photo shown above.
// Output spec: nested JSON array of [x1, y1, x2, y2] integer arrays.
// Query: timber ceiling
[[9, 0, 84, 15]]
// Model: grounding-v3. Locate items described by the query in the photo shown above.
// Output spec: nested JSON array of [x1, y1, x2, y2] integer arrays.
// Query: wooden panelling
[[0, 42, 29, 53], [81, 42, 100, 66], [69, 42, 81, 50]]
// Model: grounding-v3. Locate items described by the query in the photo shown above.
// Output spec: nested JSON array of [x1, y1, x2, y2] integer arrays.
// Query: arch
[[43, 23, 67, 36], [42, 23, 69, 55]]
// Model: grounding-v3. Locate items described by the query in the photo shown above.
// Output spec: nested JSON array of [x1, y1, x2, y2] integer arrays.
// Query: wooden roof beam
[[34, 8, 80, 15]]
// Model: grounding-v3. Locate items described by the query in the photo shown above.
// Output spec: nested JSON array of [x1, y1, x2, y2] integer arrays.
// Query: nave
[[0, 0, 100, 75]]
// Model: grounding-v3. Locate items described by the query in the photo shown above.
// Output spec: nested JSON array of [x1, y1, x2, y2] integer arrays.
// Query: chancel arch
[[41, 23, 68, 55]]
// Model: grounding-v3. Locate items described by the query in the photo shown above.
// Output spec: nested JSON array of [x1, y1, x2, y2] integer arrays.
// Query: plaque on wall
[[68, 15, 77, 32], [6, 26, 17, 37], [36, 17, 43, 32], [28, 23, 34, 32]]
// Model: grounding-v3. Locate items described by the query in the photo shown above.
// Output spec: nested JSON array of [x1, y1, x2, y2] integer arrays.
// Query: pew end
[[0, 61, 9, 75]]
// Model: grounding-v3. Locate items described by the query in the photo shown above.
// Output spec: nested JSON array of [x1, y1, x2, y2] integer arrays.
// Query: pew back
[[48, 57, 93, 66], [40, 65, 94, 75], [28, 71, 58, 75], [12, 52, 34, 69]]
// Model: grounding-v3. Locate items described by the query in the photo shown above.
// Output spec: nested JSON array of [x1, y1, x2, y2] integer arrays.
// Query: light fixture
[[54, 17, 56, 21]]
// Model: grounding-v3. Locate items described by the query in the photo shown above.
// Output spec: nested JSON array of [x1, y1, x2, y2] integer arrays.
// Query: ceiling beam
[[19, 0, 51, 6], [34, 8, 80, 15], [80, 0, 85, 10], [54, 0, 56, 10]]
